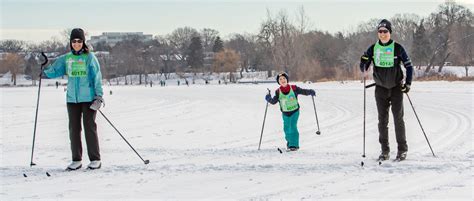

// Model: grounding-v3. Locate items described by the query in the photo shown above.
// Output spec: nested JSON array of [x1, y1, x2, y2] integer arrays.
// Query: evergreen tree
[[187, 36, 204, 68], [212, 36, 224, 53]]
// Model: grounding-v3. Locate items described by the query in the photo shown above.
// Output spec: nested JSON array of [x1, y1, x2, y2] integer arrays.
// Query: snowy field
[[0, 81, 472, 200]]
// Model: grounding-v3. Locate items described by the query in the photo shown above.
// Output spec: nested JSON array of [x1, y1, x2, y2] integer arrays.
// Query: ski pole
[[311, 95, 321, 135], [258, 88, 271, 150], [360, 82, 375, 164], [405, 93, 436, 157], [29, 52, 48, 167], [361, 71, 367, 166], [98, 110, 150, 164]]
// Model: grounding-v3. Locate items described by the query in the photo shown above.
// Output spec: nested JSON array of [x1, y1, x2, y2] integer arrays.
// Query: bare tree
[[411, 19, 432, 67], [212, 49, 240, 82], [168, 27, 199, 61], [200, 28, 219, 52], [24, 53, 41, 85], [424, 1, 472, 73], [60, 28, 74, 44], [257, 9, 299, 76], [0, 40, 25, 52], [110, 39, 144, 85], [338, 37, 361, 80], [226, 34, 258, 77], [295, 5, 313, 34], [390, 13, 420, 52], [38, 37, 68, 53], [448, 4, 474, 73], [2, 53, 25, 85], [356, 18, 381, 33], [155, 36, 179, 79]]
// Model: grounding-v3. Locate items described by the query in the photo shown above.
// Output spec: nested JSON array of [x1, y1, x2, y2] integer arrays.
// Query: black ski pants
[[375, 85, 408, 154], [67, 102, 100, 162]]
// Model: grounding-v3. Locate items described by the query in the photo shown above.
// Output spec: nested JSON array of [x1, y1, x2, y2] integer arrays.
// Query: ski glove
[[360, 54, 370, 65], [265, 94, 272, 102], [309, 89, 316, 96], [401, 84, 410, 93], [90, 96, 104, 111]]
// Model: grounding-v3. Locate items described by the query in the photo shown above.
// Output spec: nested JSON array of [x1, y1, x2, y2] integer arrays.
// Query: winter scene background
[[1, 0, 474, 200]]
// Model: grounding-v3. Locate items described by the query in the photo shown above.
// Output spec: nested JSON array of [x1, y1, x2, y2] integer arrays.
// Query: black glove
[[360, 54, 370, 68], [309, 89, 316, 96], [90, 96, 104, 110], [265, 94, 272, 102], [401, 84, 410, 93]]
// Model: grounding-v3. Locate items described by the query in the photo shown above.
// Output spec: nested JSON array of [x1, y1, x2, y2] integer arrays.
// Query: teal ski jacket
[[44, 52, 103, 103]]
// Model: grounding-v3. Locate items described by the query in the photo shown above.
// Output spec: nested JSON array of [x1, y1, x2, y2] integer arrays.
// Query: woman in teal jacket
[[43, 28, 104, 170]]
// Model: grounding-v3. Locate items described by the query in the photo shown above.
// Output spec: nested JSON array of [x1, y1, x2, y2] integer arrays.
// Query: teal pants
[[282, 110, 300, 148]]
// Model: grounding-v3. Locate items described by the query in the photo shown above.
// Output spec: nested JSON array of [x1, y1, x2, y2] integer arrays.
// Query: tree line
[[1, 1, 472, 85]]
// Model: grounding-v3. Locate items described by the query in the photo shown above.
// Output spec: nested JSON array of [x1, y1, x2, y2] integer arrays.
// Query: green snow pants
[[282, 110, 300, 148]]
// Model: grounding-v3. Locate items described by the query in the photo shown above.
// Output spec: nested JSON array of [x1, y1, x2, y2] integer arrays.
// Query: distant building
[[90, 32, 153, 47]]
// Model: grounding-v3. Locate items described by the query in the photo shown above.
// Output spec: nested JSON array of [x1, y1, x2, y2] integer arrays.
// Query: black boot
[[395, 151, 407, 161], [287, 146, 299, 152], [378, 152, 390, 161]]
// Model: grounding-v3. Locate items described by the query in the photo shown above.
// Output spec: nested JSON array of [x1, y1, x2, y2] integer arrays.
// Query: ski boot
[[378, 152, 390, 161], [395, 151, 407, 161]]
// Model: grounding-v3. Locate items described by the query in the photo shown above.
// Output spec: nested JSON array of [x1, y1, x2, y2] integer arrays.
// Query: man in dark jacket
[[360, 19, 413, 161]]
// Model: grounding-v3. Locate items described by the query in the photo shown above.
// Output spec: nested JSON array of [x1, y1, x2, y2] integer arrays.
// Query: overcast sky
[[1, 0, 473, 42]]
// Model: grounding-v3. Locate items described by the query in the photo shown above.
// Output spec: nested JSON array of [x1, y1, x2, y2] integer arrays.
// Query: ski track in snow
[[0, 81, 472, 200]]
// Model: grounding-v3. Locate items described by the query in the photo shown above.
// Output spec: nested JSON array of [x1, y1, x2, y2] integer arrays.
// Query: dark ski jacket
[[360, 39, 413, 89]]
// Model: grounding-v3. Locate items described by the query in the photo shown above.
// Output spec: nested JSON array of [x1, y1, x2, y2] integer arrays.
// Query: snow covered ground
[[0, 71, 273, 87], [415, 66, 474, 78], [0, 81, 472, 200]]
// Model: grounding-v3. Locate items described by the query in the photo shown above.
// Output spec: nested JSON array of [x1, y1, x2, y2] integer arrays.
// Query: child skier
[[265, 72, 316, 151]]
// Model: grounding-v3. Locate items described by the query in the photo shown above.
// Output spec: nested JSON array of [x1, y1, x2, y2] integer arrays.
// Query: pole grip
[[40, 52, 48, 66], [365, 83, 376, 88]]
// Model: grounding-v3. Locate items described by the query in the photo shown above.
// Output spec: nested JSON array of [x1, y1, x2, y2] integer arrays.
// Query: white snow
[[0, 81, 473, 200], [0, 71, 273, 87], [415, 66, 474, 78], [0, 72, 66, 87]]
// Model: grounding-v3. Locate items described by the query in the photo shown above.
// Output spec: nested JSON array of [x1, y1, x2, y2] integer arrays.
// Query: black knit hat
[[276, 72, 289, 84], [69, 28, 89, 53], [377, 19, 392, 33], [70, 28, 85, 41]]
